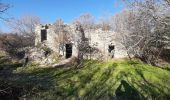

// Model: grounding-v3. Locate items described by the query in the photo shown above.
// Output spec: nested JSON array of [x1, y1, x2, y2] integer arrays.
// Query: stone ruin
[[34, 23, 128, 61]]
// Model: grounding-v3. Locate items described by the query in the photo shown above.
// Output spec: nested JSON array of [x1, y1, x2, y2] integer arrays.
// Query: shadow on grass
[[134, 67, 170, 100], [81, 63, 117, 99], [1, 59, 170, 100], [160, 49, 170, 63], [164, 67, 170, 71], [115, 80, 143, 100], [0, 62, 23, 78], [0, 59, 24, 100], [0, 67, 57, 100]]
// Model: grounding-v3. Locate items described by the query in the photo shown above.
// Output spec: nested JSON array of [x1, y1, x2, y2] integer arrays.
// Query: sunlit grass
[[1, 59, 170, 99]]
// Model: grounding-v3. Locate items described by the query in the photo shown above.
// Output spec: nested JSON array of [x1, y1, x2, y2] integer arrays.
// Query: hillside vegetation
[[0, 59, 170, 100]]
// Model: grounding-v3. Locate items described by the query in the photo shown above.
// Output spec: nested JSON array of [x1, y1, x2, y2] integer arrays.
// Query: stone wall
[[35, 24, 127, 59], [35, 24, 78, 58], [85, 29, 127, 59]]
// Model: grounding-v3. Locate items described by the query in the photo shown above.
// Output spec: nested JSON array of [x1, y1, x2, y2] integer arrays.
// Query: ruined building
[[35, 24, 127, 60]]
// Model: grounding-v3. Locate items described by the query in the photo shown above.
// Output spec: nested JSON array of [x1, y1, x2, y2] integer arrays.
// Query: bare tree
[[53, 18, 71, 55], [113, 0, 170, 65], [0, 33, 26, 58], [7, 15, 41, 46], [73, 13, 95, 31], [0, 2, 10, 21], [74, 13, 103, 59], [164, 0, 170, 5], [98, 17, 112, 31], [74, 23, 88, 63]]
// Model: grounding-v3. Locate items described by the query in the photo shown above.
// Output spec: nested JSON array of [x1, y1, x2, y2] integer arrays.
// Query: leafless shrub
[[7, 15, 41, 46], [73, 13, 95, 31], [113, 0, 170, 65], [0, 2, 10, 21], [0, 33, 29, 59], [53, 18, 72, 55]]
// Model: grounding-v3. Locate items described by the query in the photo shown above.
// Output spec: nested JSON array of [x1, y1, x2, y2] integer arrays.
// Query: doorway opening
[[41, 29, 47, 42], [108, 44, 115, 58], [65, 43, 72, 58]]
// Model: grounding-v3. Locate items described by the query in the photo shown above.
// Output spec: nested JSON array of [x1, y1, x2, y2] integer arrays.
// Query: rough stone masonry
[[35, 23, 127, 60]]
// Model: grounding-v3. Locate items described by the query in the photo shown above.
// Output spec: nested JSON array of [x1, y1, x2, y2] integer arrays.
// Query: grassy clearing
[[0, 59, 170, 100]]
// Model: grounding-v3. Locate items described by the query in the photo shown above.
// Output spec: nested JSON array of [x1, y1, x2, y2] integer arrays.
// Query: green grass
[[0, 59, 170, 100]]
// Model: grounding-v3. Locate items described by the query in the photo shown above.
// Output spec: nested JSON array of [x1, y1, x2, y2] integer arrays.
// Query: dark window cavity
[[108, 45, 115, 58], [41, 29, 47, 42], [65, 43, 72, 58]]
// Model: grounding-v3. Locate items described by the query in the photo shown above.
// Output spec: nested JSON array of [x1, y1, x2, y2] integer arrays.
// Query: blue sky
[[0, 0, 125, 32]]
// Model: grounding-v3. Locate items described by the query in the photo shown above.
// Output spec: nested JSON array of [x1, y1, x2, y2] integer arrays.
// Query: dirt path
[[52, 57, 76, 68]]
